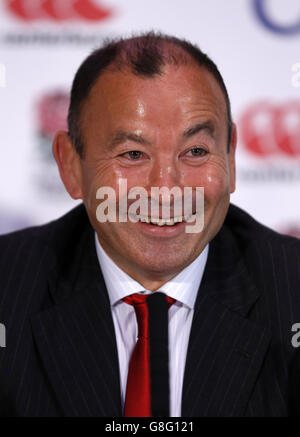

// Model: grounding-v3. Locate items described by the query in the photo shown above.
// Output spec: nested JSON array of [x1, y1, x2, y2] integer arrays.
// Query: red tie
[[123, 293, 175, 417]]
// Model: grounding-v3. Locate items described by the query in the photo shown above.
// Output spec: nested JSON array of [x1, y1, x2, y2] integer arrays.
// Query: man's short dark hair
[[67, 31, 233, 158]]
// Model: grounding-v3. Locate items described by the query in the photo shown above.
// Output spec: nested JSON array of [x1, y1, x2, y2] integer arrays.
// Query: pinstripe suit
[[0, 203, 300, 416]]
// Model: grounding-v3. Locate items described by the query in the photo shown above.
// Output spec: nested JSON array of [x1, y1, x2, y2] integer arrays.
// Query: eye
[[122, 150, 143, 160], [186, 146, 208, 157]]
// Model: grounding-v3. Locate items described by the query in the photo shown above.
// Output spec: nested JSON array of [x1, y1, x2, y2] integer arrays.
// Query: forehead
[[81, 64, 227, 129]]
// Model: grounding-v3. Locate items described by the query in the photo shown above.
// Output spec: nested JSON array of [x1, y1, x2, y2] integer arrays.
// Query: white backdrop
[[0, 0, 300, 237]]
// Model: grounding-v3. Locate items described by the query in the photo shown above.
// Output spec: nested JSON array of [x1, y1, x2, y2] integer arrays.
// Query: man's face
[[76, 64, 236, 288]]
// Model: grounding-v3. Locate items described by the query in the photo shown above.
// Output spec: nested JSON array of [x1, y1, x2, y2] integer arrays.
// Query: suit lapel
[[31, 224, 122, 417], [182, 224, 271, 417]]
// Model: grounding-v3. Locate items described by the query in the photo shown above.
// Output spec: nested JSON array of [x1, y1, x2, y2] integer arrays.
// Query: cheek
[[81, 161, 119, 197], [80, 164, 109, 213], [203, 172, 229, 202], [182, 164, 230, 200], [81, 162, 146, 217]]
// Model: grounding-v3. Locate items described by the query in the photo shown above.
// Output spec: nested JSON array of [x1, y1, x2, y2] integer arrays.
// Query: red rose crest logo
[[37, 90, 69, 140], [34, 90, 70, 193]]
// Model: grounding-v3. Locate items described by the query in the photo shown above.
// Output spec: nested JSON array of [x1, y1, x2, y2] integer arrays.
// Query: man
[[0, 32, 300, 417]]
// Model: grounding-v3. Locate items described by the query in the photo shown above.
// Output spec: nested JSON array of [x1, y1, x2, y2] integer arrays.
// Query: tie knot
[[123, 292, 176, 308], [122, 293, 176, 341], [123, 293, 148, 306]]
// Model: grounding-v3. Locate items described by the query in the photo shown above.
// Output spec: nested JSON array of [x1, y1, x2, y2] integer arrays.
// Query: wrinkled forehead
[[83, 63, 228, 125]]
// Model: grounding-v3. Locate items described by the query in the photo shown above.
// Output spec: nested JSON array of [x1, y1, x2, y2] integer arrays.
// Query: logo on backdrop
[[253, 0, 300, 35], [240, 100, 300, 157], [5, 0, 112, 22], [33, 90, 70, 195], [37, 90, 69, 159], [2, 0, 115, 46], [238, 100, 300, 182]]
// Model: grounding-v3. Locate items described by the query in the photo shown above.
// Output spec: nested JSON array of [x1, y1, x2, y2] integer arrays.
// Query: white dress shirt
[[95, 233, 209, 417]]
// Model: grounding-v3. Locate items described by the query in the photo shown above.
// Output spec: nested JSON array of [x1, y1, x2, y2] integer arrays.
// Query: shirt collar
[[94, 233, 209, 310]]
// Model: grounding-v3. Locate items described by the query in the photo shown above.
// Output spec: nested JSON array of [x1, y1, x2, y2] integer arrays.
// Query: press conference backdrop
[[0, 0, 300, 237]]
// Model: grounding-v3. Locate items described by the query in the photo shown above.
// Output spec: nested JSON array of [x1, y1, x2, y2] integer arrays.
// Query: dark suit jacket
[[0, 203, 300, 417]]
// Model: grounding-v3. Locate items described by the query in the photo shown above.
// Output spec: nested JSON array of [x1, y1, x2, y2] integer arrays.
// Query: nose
[[147, 155, 181, 190]]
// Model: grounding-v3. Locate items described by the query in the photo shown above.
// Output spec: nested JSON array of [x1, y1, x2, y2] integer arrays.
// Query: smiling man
[[0, 32, 300, 417], [54, 41, 236, 292]]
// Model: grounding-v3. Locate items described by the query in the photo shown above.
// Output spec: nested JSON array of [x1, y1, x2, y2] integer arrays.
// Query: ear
[[229, 122, 237, 194], [52, 131, 83, 199]]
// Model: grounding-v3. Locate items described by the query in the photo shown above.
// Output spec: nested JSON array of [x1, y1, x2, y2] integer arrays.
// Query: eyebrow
[[108, 121, 215, 149], [109, 130, 151, 148], [182, 121, 216, 140]]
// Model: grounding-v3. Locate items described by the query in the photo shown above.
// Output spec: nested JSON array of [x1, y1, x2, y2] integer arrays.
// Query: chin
[[138, 250, 193, 276]]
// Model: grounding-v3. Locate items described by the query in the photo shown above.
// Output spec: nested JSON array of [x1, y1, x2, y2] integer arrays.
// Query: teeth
[[130, 214, 196, 226], [185, 213, 196, 222], [143, 216, 185, 226], [150, 217, 160, 224], [150, 218, 175, 226], [166, 219, 175, 226], [174, 216, 183, 223]]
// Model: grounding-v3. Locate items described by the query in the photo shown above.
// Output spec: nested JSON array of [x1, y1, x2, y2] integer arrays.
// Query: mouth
[[128, 213, 196, 227]]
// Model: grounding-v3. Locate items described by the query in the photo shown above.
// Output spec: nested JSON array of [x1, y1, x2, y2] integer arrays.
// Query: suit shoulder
[[0, 204, 88, 313], [226, 204, 300, 302], [226, 203, 300, 251], [0, 203, 87, 251]]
